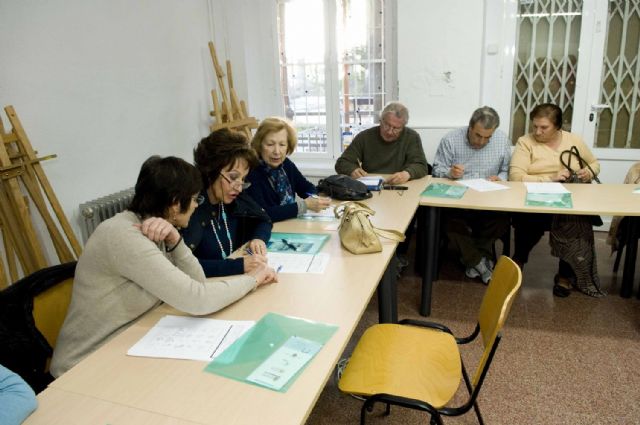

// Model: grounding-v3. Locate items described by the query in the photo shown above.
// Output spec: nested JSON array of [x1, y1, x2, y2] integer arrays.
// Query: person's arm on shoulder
[[402, 131, 429, 179], [0, 364, 37, 425], [335, 134, 365, 177]]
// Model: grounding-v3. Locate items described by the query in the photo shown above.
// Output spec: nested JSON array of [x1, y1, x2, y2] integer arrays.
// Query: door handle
[[590, 103, 610, 112]]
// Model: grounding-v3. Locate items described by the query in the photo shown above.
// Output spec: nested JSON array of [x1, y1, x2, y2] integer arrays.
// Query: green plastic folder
[[204, 312, 338, 392], [421, 182, 467, 199], [267, 232, 330, 255], [525, 192, 573, 208]]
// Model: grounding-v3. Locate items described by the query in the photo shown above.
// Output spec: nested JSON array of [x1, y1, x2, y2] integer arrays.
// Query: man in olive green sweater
[[335, 101, 430, 267], [335, 101, 429, 185]]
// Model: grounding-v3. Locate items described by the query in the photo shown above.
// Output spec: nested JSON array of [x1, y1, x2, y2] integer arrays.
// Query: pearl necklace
[[210, 202, 232, 259]]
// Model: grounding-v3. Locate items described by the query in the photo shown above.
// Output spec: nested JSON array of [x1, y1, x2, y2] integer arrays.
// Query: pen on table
[[281, 239, 297, 251]]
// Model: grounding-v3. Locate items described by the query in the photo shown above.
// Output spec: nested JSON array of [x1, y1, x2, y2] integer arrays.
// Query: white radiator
[[79, 188, 135, 243]]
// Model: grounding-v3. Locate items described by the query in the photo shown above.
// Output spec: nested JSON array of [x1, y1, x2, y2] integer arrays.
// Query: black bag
[[559, 146, 603, 226], [317, 175, 372, 201]]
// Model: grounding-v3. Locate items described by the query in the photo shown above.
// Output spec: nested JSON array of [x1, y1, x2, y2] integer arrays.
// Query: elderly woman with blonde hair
[[246, 117, 331, 222]]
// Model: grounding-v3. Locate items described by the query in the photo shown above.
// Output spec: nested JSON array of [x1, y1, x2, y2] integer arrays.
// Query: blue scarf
[[263, 161, 295, 205]]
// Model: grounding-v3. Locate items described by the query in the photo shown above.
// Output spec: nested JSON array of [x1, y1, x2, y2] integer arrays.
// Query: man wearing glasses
[[335, 101, 429, 271], [335, 101, 429, 185]]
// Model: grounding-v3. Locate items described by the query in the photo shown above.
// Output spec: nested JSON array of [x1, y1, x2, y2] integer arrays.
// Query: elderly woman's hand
[[576, 167, 592, 182], [304, 195, 331, 212], [553, 169, 571, 182], [135, 217, 181, 246], [247, 263, 278, 287], [248, 238, 267, 256]]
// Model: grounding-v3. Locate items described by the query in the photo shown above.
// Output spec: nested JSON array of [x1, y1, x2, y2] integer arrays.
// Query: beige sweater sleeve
[[109, 219, 257, 316]]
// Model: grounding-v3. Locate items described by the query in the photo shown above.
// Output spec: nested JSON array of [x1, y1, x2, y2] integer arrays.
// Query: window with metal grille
[[277, 0, 387, 157]]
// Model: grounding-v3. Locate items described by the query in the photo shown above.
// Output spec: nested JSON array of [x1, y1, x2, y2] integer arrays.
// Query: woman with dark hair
[[182, 129, 275, 277], [509, 103, 604, 297], [50, 156, 276, 377], [246, 117, 331, 222]]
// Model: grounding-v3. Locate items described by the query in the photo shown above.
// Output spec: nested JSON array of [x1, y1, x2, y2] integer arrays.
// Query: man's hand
[[385, 171, 410, 185], [450, 164, 464, 179], [487, 175, 501, 182], [351, 168, 367, 179]]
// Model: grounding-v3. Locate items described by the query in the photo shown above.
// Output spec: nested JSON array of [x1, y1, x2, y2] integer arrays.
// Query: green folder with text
[[204, 312, 338, 392], [421, 182, 467, 199], [525, 192, 573, 208]]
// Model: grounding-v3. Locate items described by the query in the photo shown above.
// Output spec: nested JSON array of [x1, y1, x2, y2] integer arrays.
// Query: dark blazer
[[181, 192, 272, 277], [246, 158, 317, 222]]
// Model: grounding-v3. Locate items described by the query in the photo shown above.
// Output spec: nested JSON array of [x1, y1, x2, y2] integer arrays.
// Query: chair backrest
[[472, 255, 521, 387], [33, 277, 74, 351]]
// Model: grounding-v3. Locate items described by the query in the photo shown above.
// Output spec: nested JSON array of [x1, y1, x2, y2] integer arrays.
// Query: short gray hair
[[469, 106, 500, 130], [380, 101, 409, 123]]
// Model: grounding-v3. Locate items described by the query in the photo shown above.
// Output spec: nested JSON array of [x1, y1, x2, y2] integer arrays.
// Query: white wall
[[0, 0, 217, 264]]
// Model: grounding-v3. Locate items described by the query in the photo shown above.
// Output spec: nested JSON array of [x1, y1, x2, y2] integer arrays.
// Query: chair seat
[[338, 323, 461, 408]]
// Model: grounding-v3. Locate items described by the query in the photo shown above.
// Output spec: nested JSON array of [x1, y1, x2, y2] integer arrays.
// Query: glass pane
[[510, 0, 583, 143], [278, 0, 328, 153], [336, 0, 385, 151], [595, 0, 640, 148]]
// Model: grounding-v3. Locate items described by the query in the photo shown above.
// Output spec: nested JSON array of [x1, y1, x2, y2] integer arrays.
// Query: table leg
[[621, 216, 638, 298], [378, 254, 398, 323], [415, 206, 425, 275], [420, 206, 440, 317]]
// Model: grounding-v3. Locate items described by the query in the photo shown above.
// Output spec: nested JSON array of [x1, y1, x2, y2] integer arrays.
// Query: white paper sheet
[[524, 182, 571, 194], [300, 207, 335, 220], [457, 178, 510, 192], [127, 315, 254, 361], [268, 252, 330, 274]]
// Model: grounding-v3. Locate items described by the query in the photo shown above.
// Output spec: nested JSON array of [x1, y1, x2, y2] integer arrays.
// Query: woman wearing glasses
[[182, 129, 276, 278], [246, 117, 331, 222], [51, 156, 276, 377]]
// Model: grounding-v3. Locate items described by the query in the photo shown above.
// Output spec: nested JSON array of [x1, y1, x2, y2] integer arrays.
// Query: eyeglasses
[[192, 195, 205, 205], [220, 172, 251, 190], [380, 119, 404, 135]]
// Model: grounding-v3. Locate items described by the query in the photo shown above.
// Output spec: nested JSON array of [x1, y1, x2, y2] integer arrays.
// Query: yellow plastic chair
[[33, 276, 74, 371], [338, 255, 521, 425]]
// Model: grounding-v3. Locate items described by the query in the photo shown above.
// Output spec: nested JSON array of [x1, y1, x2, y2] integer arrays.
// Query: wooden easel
[[0, 105, 81, 287], [208, 42, 258, 140]]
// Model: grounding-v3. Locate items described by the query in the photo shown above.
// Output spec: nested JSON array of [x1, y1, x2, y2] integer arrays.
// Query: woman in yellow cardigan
[[509, 103, 604, 297]]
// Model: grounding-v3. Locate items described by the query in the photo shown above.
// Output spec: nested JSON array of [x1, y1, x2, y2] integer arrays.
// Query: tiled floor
[[306, 231, 640, 424]]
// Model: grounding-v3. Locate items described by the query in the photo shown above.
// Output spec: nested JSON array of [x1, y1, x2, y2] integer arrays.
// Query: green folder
[[525, 192, 573, 208], [204, 312, 338, 392], [267, 232, 330, 254], [421, 182, 467, 199]]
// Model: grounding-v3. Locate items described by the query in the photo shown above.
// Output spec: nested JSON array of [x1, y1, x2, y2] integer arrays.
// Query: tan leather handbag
[[334, 201, 405, 254]]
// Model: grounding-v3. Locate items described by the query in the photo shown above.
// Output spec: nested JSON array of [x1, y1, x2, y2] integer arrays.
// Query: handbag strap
[[373, 227, 406, 242], [334, 201, 406, 242], [559, 146, 601, 184]]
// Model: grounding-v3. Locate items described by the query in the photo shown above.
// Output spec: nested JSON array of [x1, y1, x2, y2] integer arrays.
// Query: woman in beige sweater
[[509, 103, 604, 298], [51, 156, 277, 377]]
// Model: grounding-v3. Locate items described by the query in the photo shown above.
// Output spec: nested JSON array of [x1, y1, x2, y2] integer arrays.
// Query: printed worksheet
[[524, 182, 571, 194], [458, 178, 510, 192], [268, 252, 330, 274], [127, 315, 255, 361]]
